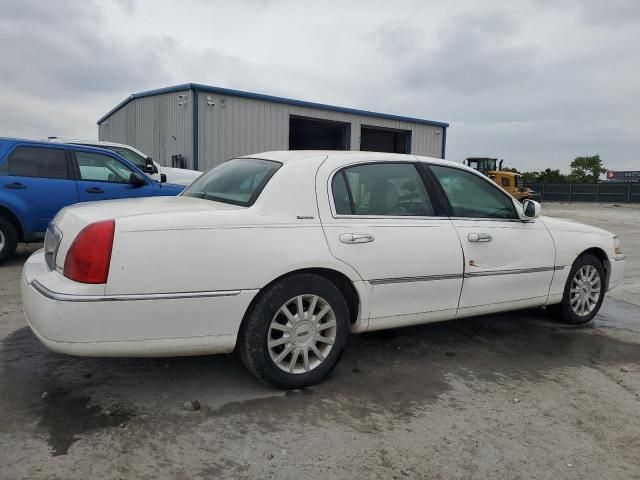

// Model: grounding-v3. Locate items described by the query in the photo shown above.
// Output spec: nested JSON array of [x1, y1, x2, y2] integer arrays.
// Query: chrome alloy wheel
[[569, 265, 602, 317], [0, 229, 5, 252], [268, 295, 337, 374]]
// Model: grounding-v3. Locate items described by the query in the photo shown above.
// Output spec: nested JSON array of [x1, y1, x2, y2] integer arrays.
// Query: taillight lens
[[44, 224, 62, 271], [63, 220, 115, 284]]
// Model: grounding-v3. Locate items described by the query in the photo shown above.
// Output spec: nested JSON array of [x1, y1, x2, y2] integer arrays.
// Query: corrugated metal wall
[[100, 89, 444, 171], [197, 92, 444, 171], [99, 90, 194, 168]]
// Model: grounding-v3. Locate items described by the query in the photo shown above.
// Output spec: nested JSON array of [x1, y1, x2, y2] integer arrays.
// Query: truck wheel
[[238, 273, 350, 389], [0, 216, 18, 264], [548, 254, 605, 325]]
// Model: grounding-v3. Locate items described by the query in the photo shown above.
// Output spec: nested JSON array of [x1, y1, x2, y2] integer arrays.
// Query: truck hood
[[540, 216, 613, 237], [160, 166, 202, 186]]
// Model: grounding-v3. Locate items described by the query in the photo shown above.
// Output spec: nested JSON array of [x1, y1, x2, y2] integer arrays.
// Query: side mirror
[[144, 157, 156, 173], [129, 172, 146, 187], [160, 173, 167, 183], [521, 199, 542, 220]]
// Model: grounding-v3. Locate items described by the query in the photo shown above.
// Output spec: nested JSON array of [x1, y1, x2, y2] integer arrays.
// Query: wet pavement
[[1, 203, 639, 479]]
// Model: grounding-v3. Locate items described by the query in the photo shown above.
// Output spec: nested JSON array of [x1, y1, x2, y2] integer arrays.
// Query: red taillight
[[63, 220, 115, 284]]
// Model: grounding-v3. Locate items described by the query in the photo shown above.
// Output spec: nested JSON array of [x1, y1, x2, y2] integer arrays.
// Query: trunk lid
[[51, 196, 241, 271]]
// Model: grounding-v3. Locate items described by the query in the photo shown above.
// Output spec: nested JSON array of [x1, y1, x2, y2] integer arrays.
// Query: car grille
[[44, 223, 62, 271]]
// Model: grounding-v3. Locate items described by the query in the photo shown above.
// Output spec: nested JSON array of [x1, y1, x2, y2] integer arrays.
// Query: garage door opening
[[360, 126, 411, 154], [289, 116, 350, 150]]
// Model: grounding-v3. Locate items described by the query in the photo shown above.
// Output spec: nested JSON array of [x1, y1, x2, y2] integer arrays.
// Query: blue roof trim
[[97, 83, 449, 128], [191, 87, 199, 170], [441, 127, 447, 159]]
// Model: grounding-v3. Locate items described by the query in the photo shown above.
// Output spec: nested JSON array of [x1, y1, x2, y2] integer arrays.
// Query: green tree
[[537, 168, 567, 183], [521, 171, 539, 184], [520, 168, 567, 184], [570, 155, 606, 183]]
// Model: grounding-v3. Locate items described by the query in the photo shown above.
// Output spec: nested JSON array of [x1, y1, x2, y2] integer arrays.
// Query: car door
[[427, 164, 555, 315], [317, 158, 464, 329], [0, 145, 78, 234], [72, 149, 155, 202]]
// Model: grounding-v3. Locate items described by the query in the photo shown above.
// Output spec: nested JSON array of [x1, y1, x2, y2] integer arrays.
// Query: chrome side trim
[[370, 266, 561, 285], [450, 217, 522, 223], [30, 280, 241, 303], [369, 273, 463, 285], [464, 266, 556, 278]]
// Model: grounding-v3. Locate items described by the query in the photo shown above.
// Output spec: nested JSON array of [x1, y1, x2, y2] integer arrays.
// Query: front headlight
[[613, 236, 622, 255]]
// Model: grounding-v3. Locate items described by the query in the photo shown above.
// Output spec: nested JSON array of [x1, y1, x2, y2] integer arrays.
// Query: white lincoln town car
[[22, 151, 625, 388]]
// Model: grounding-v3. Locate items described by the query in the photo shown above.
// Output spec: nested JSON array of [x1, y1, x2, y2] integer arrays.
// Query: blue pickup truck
[[0, 138, 184, 263]]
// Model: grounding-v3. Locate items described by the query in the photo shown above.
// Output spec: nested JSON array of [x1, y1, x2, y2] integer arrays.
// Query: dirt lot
[[1, 202, 639, 479]]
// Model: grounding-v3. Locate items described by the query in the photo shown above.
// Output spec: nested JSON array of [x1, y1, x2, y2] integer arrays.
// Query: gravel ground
[[0, 202, 638, 479]]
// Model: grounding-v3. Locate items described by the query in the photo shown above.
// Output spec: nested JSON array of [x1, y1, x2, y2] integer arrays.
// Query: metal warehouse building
[[97, 83, 449, 171]]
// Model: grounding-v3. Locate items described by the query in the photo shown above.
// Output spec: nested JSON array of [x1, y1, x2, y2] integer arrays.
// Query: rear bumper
[[21, 250, 257, 357]]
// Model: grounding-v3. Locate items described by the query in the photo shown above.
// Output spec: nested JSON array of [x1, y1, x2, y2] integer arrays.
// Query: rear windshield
[[182, 158, 281, 206]]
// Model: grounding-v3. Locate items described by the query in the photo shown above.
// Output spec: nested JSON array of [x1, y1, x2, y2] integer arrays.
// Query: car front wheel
[[238, 273, 350, 389], [549, 254, 605, 325]]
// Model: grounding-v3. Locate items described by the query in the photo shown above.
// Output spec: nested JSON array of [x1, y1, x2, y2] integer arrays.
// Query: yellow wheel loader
[[464, 157, 538, 202]]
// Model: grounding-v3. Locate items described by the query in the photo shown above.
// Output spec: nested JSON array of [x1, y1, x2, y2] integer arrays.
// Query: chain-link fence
[[529, 183, 640, 203]]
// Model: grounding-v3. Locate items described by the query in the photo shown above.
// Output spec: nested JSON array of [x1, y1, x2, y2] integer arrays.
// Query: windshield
[[183, 158, 281, 206], [106, 146, 148, 170]]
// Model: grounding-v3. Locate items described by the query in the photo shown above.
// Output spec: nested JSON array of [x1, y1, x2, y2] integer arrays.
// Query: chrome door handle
[[339, 233, 375, 244], [468, 232, 493, 243]]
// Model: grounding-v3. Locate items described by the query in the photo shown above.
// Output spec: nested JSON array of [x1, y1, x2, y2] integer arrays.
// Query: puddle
[[39, 390, 133, 456], [1, 297, 639, 452]]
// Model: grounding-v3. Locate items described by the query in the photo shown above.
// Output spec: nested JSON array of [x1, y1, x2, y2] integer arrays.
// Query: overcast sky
[[1, 0, 638, 171]]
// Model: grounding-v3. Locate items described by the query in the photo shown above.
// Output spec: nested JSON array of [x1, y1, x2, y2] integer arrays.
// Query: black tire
[[0, 216, 18, 265], [238, 273, 350, 389], [548, 254, 605, 325]]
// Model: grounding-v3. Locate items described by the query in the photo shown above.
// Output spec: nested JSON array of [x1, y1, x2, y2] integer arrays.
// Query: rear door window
[[332, 163, 435, 216], [0, 146, 70, 179]]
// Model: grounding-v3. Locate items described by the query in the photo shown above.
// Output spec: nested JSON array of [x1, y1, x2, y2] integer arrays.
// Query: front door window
[[430, 165, 517, 219]]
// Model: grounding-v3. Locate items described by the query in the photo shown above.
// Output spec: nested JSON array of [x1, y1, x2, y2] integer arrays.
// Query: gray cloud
[[552, 0, 640, 26], [384, 15, 535, 94], [0, 0, 638, 171], [0, 0, 174, 98]]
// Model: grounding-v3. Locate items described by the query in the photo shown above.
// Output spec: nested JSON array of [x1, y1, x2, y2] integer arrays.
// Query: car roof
[[0, 137, 142, 162], [243, 150, 468, 170], [0, 137, 52, 147]]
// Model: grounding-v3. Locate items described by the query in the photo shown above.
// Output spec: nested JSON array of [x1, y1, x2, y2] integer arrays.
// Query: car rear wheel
[[548, 254, 605, 325], [0, 216, 18, 264], [238, 273, 350, 389]]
